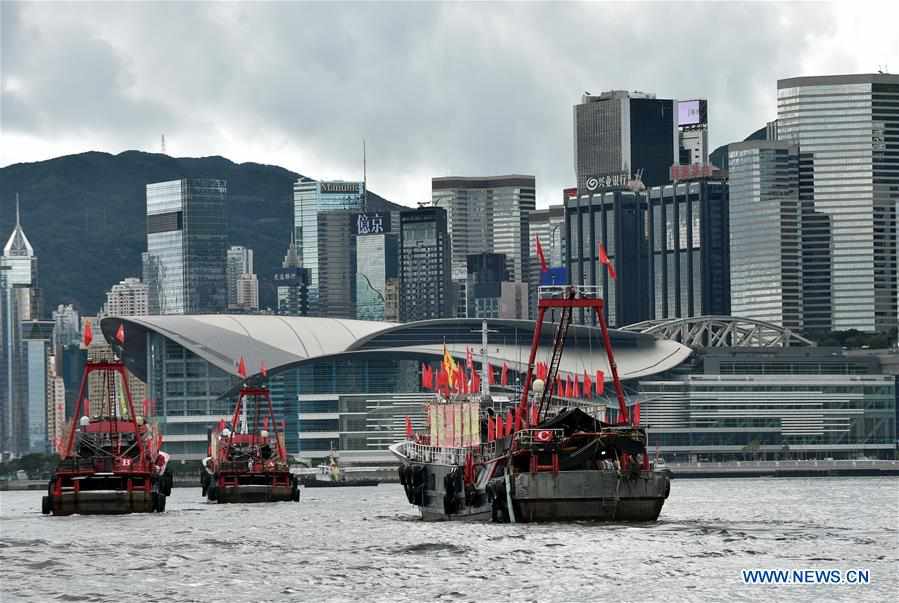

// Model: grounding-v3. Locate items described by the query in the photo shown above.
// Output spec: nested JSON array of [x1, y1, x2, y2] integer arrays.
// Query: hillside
[[0, 151, 405, 314]]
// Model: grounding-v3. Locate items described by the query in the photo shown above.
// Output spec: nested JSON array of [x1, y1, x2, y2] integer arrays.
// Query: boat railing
[[538, 285, 602, 300], [514, 428, 566, 447], [400, 440, 498, 466]]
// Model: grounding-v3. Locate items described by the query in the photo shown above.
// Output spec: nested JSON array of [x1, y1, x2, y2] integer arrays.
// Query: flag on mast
[[535, 234, 548, 272], [115, 323, 125, 344], [598, 243, 617, 280], [237, 356, 247, 379], [82, 320, 93, 347]]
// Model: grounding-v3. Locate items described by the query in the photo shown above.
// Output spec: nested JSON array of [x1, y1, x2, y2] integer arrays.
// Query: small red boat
[[201, 386, 299, 504], [43, 360, 172, 516]]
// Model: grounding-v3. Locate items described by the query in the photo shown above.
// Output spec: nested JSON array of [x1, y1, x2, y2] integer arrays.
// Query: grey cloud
[[0, 1, 872, 204]]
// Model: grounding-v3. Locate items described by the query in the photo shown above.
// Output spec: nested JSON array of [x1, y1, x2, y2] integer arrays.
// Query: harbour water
[[1, 477, 896, 602]]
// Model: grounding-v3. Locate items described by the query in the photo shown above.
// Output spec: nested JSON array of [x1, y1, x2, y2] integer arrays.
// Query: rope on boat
[[504, 464, 516, 524]]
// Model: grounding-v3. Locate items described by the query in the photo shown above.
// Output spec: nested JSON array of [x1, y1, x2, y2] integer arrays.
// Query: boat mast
[[473, 320, 497, 398]]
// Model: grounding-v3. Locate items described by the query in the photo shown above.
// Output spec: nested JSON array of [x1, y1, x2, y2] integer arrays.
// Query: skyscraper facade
[[677, 99, 709, 165], [102, 278, 149, 317], [274, 235, 309, 316], [143, 179, 227, 315], [399, 207, 453, 322], [22, 320, 53, 453], [52, 304, 81, 349], [431, 176, 536, 284], [1, 200, 39, 454], [317, 210, 357, 319], [646, 178, 730, 319], [728, 142, 803, 330], [565, 188, 650, 327], [226, 246, 254, 309], [777, 73, 899, 333], [293, 180, 365, 314], [574, 91, 678, 192], [354, 212, 399, 321]]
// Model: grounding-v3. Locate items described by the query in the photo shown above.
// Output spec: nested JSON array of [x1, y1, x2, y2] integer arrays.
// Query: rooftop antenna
[[161, 134, 167, 155], [362, 139, 367, 212]]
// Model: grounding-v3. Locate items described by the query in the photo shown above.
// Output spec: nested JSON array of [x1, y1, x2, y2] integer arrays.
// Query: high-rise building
[[317, 210, 357, 319], [354, 212, 399, 321], [235, 273, 259, 311], [143, 179, 227, 315], [399, 207, 453, 321], [226, 246, 254, 309], [677, 99, 709, 165], [777, 73, 899, 333], [102, 277, 149, 317], [528, 204, 566, 316], [565, 188, 651, 327], [274, 234, 309, 316], [466, 253, 529, 319], [1, 198, 39, 454], [52, 304, 80, 349], [47, 351, 66, 451], [293, 179, 365, 314], [574, 91, 678, 192], [728, 142, 803, 330], [21, 320, 53, 453], [646, 178, 730, 319], [431, 176, 536, 286]]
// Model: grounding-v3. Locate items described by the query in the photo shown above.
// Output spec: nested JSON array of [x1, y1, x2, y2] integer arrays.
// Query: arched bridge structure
[[620, 316, 815, 349]]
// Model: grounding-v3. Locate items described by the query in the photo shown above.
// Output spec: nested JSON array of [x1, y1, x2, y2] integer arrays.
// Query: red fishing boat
[[201, 385, 299, 504], [43, 360, 171, 516]]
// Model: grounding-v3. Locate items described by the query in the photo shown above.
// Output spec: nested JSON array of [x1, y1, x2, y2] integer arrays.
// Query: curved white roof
[[102, 315, 692, 383]]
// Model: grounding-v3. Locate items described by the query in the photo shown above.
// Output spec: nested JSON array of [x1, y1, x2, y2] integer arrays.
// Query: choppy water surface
[[1, 477, 897, 602]]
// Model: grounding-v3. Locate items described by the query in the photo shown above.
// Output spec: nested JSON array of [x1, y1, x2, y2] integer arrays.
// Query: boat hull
[[205, 471, 299, 504], [505, 469, 670, 522], [45, 490, 157, 516]]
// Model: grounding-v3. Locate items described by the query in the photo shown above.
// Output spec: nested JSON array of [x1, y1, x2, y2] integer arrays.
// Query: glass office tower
[[728, 142, 802, 330], [293, 180, 365, 315], [144, 179, 227, 314], [777, 73, 899, 333]]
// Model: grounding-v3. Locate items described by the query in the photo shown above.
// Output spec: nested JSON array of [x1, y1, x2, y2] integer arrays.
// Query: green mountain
[[0, 151, 406, 314]]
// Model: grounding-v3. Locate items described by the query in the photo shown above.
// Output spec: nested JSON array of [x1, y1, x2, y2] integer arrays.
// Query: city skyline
[[3, 1, 896, 206]]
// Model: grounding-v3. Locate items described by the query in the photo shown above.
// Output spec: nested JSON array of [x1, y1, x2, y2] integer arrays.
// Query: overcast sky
[[3, 1, 897, 207]]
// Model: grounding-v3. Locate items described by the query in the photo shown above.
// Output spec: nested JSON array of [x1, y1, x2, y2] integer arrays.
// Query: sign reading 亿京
[[354, 212, 390, 236]]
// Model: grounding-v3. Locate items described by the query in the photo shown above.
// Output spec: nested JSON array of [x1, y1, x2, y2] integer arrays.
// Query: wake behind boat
[[392, 285, 671, 522]]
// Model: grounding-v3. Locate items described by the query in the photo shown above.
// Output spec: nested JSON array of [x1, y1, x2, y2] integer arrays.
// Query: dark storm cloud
[[0, 1, 874, 203]]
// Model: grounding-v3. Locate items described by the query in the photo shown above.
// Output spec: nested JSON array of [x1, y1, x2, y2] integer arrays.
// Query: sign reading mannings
[[320, 182, 361, 194]]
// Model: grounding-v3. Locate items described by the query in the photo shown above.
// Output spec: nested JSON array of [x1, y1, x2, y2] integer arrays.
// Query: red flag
[[535, 234, 548, 272], [596, 370, 605, 395], [405, 416, 414, 439], [421, 363, 429, 389], [500, 362, 509, 386], [555, 376, 563, 397], [599, 243, 617, 280], [536, 362, 547, 381], [466, 346, 474, 370], [566, 374, 574, 398], [487, 415, 495, 441], [632, 403, 640, 426], [437, 367, 449, 393], [82, 320, 93, 347], [237, 356, 247, 378], [261, 360, 268, 378], [424, 365, 433, 389], [506, 409, 514, 435], [470, 369, 480, 393], [495, 413, 504, 438], [514, 405, 523, 432], [487, 363, 495, 385], [583, 371, 593, 398], [115, 323, 125, 344], [530, 403, 539, 426]]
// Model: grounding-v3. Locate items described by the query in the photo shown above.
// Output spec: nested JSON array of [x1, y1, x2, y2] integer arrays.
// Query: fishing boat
[[299, 449, 380, 488], [201, 385, 299, 504], [43, 359, 172, 515], [391, 285, 671, 522]]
